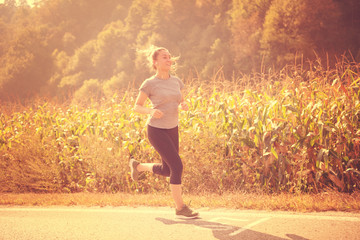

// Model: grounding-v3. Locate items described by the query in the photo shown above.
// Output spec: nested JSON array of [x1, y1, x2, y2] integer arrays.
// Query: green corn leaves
[[1, 63, 360, 193]]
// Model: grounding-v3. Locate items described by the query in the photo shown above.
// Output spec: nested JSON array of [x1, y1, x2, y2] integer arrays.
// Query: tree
[[18, 0, 29, 7], [0, 0, 357, 100], [4, 0, 16, 8], [169, 0, 233, 79], [201, 38, 233, 78], [55, 20, 132, 97], [0, 24, 53, 99], [229, 0, 273, 73], [124, 0, 151, 41], [335, 0, 360, 60], [0, 0, 16, 22], [0, 18, 10, 57], [261, 0, 342, 67]]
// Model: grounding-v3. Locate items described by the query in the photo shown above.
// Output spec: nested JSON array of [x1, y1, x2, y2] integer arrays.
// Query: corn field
[[1, 61, 360, 194]]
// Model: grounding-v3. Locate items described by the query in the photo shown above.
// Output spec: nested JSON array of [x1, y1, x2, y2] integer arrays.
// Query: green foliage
[[1, 0, 359, 100], [1, 61, 359, 194], [229, 0, 272, 72], [0, 23, 53, 98], [261, 0, 342, 66]]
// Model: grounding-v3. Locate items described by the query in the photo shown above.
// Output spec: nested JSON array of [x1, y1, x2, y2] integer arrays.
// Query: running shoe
[[129, 159, 140, 181], [176, 205, 199, 219]]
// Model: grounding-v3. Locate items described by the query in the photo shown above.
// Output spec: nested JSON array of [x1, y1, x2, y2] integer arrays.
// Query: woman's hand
[[180, 101, 189, 111], [151, 109, 164, 119]]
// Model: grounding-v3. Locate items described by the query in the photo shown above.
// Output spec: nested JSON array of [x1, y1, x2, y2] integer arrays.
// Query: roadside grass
[[1, 191, 359, 213]]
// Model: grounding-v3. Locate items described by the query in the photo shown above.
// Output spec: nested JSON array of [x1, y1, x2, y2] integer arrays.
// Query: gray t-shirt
[[139, 75, 184, 129]]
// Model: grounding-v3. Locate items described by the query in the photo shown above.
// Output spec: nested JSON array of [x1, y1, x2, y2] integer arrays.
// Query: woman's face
[[154, 49, 172, 71]]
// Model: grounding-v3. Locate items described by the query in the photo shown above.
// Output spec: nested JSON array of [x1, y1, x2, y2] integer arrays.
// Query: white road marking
[[209, 217, 248, 222], [229, 217, 271, 236]]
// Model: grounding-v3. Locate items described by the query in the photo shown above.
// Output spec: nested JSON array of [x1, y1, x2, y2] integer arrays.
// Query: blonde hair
[[137, 45, 179, 72]]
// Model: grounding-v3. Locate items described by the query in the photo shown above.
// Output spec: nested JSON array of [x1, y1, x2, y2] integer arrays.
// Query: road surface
[[0, 207, 359, 240]]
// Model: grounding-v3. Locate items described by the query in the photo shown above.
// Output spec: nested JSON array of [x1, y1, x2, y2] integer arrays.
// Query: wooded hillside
[[0, 0, 359, 100]]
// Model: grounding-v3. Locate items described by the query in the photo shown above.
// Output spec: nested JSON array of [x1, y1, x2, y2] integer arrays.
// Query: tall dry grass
[[0, 59, 359, 194]]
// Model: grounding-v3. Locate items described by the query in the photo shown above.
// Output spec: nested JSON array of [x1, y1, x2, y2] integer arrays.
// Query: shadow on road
[[286, 234, 310, 240], [156, 217, 288, 240]]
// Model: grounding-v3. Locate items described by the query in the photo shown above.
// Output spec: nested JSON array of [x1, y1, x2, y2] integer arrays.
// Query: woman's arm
[[134, 91, 163, 118], [179, 92, 189, 111]]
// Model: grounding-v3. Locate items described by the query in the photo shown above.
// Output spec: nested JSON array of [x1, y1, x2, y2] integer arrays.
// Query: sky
[[0, 0, 36, 7]]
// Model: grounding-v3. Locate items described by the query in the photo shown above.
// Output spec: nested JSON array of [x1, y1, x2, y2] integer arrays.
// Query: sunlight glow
[[0, 0, 36, 7]]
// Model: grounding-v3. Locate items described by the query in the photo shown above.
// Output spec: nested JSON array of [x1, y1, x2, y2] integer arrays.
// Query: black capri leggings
[[147, 125, 183, 185]]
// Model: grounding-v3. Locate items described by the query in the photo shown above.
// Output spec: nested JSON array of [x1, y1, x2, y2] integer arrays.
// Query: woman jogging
[[129, 46, 198, 219]]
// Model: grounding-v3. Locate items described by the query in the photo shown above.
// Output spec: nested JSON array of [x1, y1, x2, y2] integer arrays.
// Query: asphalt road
[[0, 207, 359, 240]]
